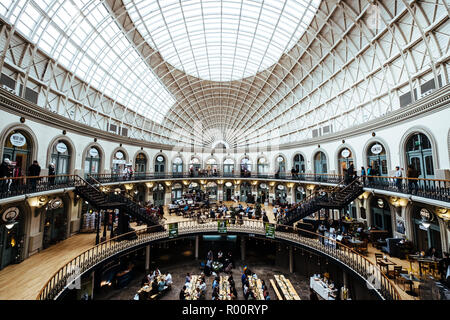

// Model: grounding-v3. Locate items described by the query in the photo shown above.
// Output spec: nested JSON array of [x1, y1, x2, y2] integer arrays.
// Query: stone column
[[241, 236, 246, 261], [145, 245, 151, 272], [164, 187, 172, 205], [195, 236, 199, 260]]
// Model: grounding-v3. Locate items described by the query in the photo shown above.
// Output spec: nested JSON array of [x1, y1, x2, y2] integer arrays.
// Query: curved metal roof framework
[[0, 0, 448, 149]]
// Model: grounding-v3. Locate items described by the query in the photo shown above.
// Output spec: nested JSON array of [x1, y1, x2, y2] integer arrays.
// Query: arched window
[[293, 154, 305, 173], [223, 158, 234, 177], [155, 155, 166, 175], [112, 150, 127, 175], [275, 184, 287, 204], [3, 130, 33, 177], [172, 157, 183, 176], [276, 156, 286, 177], [206, 158, 218, 174], [406, 133, 434, 179], [206, 182, 218, 200], [135, 153, 147, 176], [412, 207, 441, 254], [314, 151, 327, 174], [257, 157, 268, 176], [240, 182, 252, 202], [370, 197, 392, 237], [152, 183, 165, 206], [171, 183, 183, 201], [50, 140, 71, 175], [367, 142, 387, 176], [258, 183, 269, 204], [189, 157, 201, 170], [338, 148, 354, 175], [223, 181, 234, 201], [240, 157, 251, 176], [84, 147, 101, 177]]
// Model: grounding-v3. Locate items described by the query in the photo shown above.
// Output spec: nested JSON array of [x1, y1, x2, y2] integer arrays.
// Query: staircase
[[74, 177, 163, 230], [278, 178, 363, 226]]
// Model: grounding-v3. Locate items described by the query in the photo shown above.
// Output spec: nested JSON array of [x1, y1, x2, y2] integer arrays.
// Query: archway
[[405, 133, 434, 179], [366, 141, 388, 176], [2, 130, 34, 177]]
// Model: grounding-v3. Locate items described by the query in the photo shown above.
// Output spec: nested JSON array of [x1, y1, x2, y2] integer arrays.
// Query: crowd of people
[[241, 266, 270, 300]]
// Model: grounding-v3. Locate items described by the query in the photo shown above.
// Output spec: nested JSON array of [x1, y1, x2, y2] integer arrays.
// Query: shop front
[[275, 184, 287, 204], [3, 130, 33, 178], [223, 182, 234, 201], [258, 183, 269, 204], [50, 140, 71, 175], [0, 206, 24, 270], [206, 182, 218, 201], [367, 142, 387, 176], [370, 197, 392, 237], [338, 148, 354, 175], [85, 147, 101, 177], [152, 183, 165, 207], [171, 183, 183, 202], [412, 207, 442, 255], [240, 182, 252, 202], [43, 197, 68, 249]]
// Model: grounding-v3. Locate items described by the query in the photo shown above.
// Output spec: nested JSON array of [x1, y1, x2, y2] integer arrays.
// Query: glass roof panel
[[1, 0, 175, 124], [123, 0, 320, 81]]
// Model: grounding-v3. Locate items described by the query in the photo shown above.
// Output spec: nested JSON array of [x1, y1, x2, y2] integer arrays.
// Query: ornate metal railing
[[36, 219, 400, 301], [1, 172, 449, 205]]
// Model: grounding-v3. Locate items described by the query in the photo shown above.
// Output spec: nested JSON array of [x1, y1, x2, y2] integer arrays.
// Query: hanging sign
[[265, 223, 275, 239], [218, 220, 228, 233], [277, 156, 284, 163], [377, 198, 385, 208], [168, 223, 178, 238], [48, 197, 63, 210], [56, 142, 67, 153], [89, 148, 99, 157], [371, 144, 383, 155], [225, 182, 232, 187], [115, 151, 124, 159], [2, 207, 19, 222], [156, 156, 164, 162], [341, 149, 351, 158], [420, 208, 432, 221], [277, 185, 285, 190], [10, 133, 26, 147], [260, 183, 267, 189]]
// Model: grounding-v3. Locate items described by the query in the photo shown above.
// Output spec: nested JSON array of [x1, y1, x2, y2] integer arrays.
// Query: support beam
[[195, 236, 199, 260], [145, 245, 151, 272], [289, 246, 294, 273], [241, 236, 246, 261]]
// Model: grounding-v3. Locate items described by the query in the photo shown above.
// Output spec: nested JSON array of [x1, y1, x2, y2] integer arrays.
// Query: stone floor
[[95, 259, 311, 300]]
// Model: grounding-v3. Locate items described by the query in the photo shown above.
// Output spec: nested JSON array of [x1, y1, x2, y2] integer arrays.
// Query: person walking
[[28, 160, 41, 191], [394, 166, 403, 190], [360, 166, 366, 184], [48, 163, 56, 185], [0, 158, 13, 193]]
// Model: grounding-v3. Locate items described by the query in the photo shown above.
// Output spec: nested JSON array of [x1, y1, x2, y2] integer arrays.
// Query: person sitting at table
[[157, 277, 167, 292], [185, 272, 191, 283], [165, 272, 173, 286], [425, 247, 439, 258], [179, 285, 186, 300], [150, 279, 158, 295], [199, 279, 207, 297]]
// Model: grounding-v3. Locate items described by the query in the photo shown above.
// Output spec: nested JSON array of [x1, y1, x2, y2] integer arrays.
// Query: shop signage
[[10, 133, 26, 147], [371, 144, 383, 155], [225, 182, 232, 187], [277, 156, 284, 163], [156, 156, 164, 162], [260, 183, 267, 189], [2, 207, 19, 222], [56, 142, 67, 153], [258, 158, 266, 163], [48, 197, 63, 210], [89, 148, 99, 157], [112, 159, 126, 164], [168, 223, 178, 238], [115, 151, 124, 159], [377, 198, 385, 208], [297, 186, 304, 192], [277, 185, 285, 190], [341, 149, 351, 158], [265, 223, 275, 239], [190, 182, 198, 188], [218, 220, 228, 233], [420, 208, 432, 221]]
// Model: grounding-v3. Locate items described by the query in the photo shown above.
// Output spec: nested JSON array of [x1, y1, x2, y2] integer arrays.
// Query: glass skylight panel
[[124, 0, 320, 81], [3, 0, 175, 124]]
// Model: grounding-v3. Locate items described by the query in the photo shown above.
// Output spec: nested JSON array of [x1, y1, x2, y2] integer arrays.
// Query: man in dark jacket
[[28, 160, 41, 190], [48, 163, 56, 185], [0, 158, 12, 193]]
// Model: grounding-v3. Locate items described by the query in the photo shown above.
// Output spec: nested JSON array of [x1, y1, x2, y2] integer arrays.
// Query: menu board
[[218, 220, 228, 233], [265, 223, 275, 239], [168, 223, 178, 238]]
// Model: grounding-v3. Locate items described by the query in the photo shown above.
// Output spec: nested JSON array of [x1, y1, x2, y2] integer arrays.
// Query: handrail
[[36, 218, 401, 301]]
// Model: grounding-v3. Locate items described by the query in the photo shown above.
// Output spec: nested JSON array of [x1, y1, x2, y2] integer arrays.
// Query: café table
[[399, 273, 421, 297], [408, 255, 441, 277], [377, 258, 396, 276]]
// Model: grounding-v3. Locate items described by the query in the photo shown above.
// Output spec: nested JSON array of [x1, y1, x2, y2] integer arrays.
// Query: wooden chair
[[375, 253, 383, 266], [357, 239, 369, 255], [388, 266, 404, 283]]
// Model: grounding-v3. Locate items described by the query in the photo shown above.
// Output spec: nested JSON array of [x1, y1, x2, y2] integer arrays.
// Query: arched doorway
[[370, 197, 392, 237], [154, 155, 166, 177], [50, 140, 71, 175], [293, 154, 305, 174], [406, 133, 434, 179], [314, 151, 327, 175], [189, 157, 201, 175], [172, 157, 183, 177], [258, 183, 269, 204], [206, 158, 218, 176], [257, 157, 268, 177], [133, 184, 146, 203], [367, 142, 387, 176], [171, 183, 183, 202], [275, 184, 287, 204], [152, 183, 165, 206], [240, 157, 252, 177], [275, 156, 286, 178], [223, 182, 234, 201], [188, 182, 201, 193], [338, 148, 354, 175], [0, 206, 25, 270], [43, 197, 68, 249], [223, 158, 234, 177], [134, 153, 147, 178], [3, 130, 33, 177], [84, 147, 101, 177], [240, 182, 252, 203], [206, 182, 218, 201], [112, 150, 127, 176], [412, 207, 442, 255]]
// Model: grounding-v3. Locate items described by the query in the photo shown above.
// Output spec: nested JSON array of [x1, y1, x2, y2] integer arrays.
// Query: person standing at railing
[[366, 165, 373, 185], [360, 167, 366, 184], [48, 163, 56, 185], [406, 164, 419, 193], [394, 166, 403, 190], [0, 158, 13, 193], [28, 160, 41, 191]]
